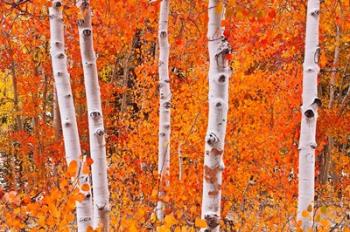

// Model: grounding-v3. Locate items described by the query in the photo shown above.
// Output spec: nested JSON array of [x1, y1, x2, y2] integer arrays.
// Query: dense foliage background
[[0, 0, 350, 230]]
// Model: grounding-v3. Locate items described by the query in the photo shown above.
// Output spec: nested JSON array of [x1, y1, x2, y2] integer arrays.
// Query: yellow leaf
[[150, 212, 157, 223], [315, 215, 320, 222], [216, 1, 223, 14], [195, 217, 207, 228], [164, 213, 177, 227]]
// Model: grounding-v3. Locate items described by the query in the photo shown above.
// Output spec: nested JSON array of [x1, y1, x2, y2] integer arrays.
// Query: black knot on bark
[[95, 129, 104, 136], [204, 214, 219, 229], [57, 53, 65, 59], [79, 217, 91, 222], [164, 124, 170, 129], [77, 19, 85, 27], [54, 1, 62, 8], [304, 109, 315, 118], [311, 10, 320, 16], [160, 31, 167, 38], [218, 75, 226, 83], [313, 98, 322, 107], [163, 101, 171, 109], [83, 29, 92, 37], [206, 132, 219, 146], [90, 111, 101, 119], [81, 0, 89, 8]]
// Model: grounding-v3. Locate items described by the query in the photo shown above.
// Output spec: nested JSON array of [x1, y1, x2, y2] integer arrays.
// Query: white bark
[[77, 0, 110, 230], [49, 1, 92, 231], [201, 1, 231, 231], [297, 0, 320, 229], [156, 0, 171, 221]]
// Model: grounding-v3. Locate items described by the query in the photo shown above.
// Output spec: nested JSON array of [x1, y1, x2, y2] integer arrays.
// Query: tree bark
[[201, 1, 232, 231], [297, 0, 320, 229], [8, 46, 22, 131], [49, 1, 93, 231], [77, 0, 110, 230], [320, 25, 340, 184], [53, 89, 62, 139], [156, 0, 171, 221]]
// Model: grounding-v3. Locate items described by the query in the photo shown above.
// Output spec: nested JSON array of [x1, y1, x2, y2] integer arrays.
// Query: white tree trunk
[[77, 0, 110, 230], [201, 1, 231, 231], [156, 0, 171, 221], [297, 0, 320, 229], [49, 1, 93, 231]]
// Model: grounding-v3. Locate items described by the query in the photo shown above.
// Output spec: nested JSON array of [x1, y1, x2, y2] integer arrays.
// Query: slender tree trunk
[[201, 1, 232, 231], [120, 53, 131, 113], [77, 1, 110, 230], [9, 50, 22, 131], [328, 26, 340, 109], [49, 2, 93, 231], [297, 0, 320, 229], [156, 0, 171, 221], [53, 89, 62, 139], [320, 25, 340, 184]]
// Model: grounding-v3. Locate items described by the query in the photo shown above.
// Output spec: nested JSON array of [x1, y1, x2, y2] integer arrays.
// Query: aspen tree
[[156, 0, 171, 221], [77, 0, 110, 230], [201, 1, 232, 231], [297, 0, 321, 229], [320, 25, 340, 184], [49, 1, 92, 230]]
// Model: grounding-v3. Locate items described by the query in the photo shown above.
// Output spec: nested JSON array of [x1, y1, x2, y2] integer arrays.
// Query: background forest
[[0, 0, 350, 231]]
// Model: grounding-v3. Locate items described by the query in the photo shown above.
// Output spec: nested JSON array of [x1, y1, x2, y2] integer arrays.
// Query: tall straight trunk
[[9, 49, 22, 131], [201, 1, 231, 231], [77, 0, 110, 230], [156, 0, 171, 221], [49, 1, 93, 231], [320, 25, 340, 184], [297, 0, 320, 229], [53, 89, 62, 139]]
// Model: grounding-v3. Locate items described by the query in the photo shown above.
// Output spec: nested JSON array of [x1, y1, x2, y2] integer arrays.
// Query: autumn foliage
[[0, 0, 350, 231]]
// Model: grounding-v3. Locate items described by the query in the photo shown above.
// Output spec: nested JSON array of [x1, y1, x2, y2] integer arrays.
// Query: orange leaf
[[83, 163, 90, 174], [221, 19, 229, 27], [195, 218, 207, 228], [67, 160, 78, 177], [81, 183, 90, 192], [86, 157, 94, 166]]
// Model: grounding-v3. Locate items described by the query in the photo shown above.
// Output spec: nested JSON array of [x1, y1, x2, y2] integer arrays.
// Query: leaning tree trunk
[[297, 0, 321, 229], [156, 0, 171, 221], [201, 1, 232, 231], [77, 0, 110, 230], [49, 1, 93, 231]]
